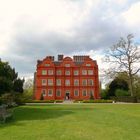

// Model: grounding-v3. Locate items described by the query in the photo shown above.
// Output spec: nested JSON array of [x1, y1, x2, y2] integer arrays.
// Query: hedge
[[82, 100, 113, 103], [55, 100, 63, 103], [73, 99, 113, 103], [110, 96, 139, 103], [25, 100, 55, 103]]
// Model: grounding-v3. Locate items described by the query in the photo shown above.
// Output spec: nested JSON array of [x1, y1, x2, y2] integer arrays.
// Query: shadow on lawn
[[0, 104, 95, 127], [0, 105, 74, 127], [15, 106, 74, 121]]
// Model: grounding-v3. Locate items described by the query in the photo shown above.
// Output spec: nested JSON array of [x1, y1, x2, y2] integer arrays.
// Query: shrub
[[55, 100, 63, 103], [90, 94, 94, 100], [0, 97, 2, 105], [82, 99, 113, 103], [110, 96, 138, 103], [25, 100, 55, 103], [100, 89, 109, 99], [1, 93, 14, 105], [115, 89, 130, 97]]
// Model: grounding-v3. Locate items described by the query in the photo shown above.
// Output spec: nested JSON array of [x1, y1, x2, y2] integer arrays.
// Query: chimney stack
[[58, 54, 64, 61]]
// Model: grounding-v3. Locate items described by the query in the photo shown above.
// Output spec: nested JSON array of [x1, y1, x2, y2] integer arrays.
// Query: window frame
[[65, 79, 70, 86], [42, 79, 47, 86], [82, 79, 87, 86], [45, 64, 50, 67], [88, 79, 94, 86], [48, 70, 54, 75], [56, 79, 61, 86], [74, 70, 79, 75], [42, 70, 47, 75], [65, 64, 70, 67], [74, 90, 79, 96], [82, 89, 87, 96], [56, 89, 61, 97], [88, 70, 93, 75], [48, 89, 53, 96], [82, 70, 87, 75], [74, 79, 79, 86], [56, 70, 62, 75], [48, 79, 53, 86], [65, 70, 70, 75]]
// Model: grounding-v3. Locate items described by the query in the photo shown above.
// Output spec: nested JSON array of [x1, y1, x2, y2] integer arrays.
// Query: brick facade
[[34, 55, 100, 100]]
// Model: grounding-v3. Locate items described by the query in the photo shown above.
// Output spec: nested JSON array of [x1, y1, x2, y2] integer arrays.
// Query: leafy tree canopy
[[108, 78, 129, 97], [0, 59, 24, 96]]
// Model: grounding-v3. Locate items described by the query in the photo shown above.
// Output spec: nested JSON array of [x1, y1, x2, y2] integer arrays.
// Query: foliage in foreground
[[82, 100, 113, 103], [0, 59, 24, 105]]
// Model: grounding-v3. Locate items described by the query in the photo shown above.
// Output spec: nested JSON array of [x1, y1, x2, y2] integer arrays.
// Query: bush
[[25, 100, 55, 103], [90, 94, 94, 100], [0, 97, 2, 105], [23, 88, 33, 101], [82, 99, 113, 103], [55, 100, 63, 103], [110, 96, 138, 103], [115, 89, 130, 97], [100, 89, 109, 99], [1, 93, 14, 105]]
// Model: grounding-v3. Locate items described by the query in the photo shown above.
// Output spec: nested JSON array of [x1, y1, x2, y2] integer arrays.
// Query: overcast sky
[[0, 0, 140, 78]]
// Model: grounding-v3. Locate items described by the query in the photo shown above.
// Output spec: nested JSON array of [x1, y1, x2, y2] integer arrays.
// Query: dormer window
[[65, 64, 70, 67], [45, 64, 50, 67], [86, 64, 91, 66]]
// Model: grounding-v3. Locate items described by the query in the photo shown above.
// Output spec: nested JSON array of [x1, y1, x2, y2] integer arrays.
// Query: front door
[[65, 91, 70, 100]]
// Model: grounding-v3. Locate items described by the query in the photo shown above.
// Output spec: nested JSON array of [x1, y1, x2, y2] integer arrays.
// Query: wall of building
[[34, 55, 100, 100]]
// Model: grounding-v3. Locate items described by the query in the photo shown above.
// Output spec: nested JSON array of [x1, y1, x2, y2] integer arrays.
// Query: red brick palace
[[34, 55, 100, 100]]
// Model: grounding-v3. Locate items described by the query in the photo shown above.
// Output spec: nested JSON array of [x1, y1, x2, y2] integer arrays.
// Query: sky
[[0, 0, 140, 82]]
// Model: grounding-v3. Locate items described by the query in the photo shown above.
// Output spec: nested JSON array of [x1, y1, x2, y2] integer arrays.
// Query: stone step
[[63, 100, 73, 104]]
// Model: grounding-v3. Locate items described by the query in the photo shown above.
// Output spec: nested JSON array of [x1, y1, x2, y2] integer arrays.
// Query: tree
[[23, 78, 33, 100], [115, 89, 129, 97], [0, 59, 24, 96], [105, 34, 140, 96], [23, 78, 33, 89], [0, 61, 17, 95], [100, 89, 109, 99], [133, 75, 140, 98], [108, 78, 129, 97], [13, 78, 24, 93]]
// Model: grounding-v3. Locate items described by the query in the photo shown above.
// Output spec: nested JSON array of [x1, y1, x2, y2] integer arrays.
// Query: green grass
[[0, 104, 140, 140]]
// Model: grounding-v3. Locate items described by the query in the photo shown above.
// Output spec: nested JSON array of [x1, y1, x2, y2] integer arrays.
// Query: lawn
[[0, 104, 140, 140]]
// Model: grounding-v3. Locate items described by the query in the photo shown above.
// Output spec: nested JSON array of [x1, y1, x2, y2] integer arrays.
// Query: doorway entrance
[[65, 91, 70, 100]]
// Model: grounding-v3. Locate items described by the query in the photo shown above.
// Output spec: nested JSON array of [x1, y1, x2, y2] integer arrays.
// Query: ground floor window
[[48, 89, 53, 96], [89, 90, 94, 99], [82, 90, 87, 96], [74, 90, 79, 96], [56, 89, 61, 97]]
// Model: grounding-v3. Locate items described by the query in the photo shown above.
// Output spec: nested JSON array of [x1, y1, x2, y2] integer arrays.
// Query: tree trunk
[[129, 75, 133, 96]]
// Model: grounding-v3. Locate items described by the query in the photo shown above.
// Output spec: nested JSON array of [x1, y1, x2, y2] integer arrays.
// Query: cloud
[[122, 2, 140, 34], [0, 0, 140, 78]]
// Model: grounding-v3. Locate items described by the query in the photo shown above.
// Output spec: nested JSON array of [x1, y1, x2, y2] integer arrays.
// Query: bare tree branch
[[104, 34, 140, 96]]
